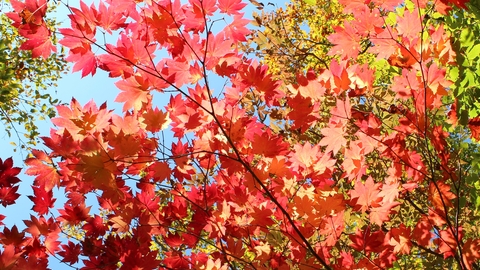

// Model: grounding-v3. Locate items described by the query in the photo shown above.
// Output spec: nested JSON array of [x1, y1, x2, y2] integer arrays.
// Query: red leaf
[[67, 50, 97, 77], [0, 225, 25, 246], [463, 239, 480, 270], [319, 123, 347, 155], [388, 224, 412, 254], [28, 186, 56, 215], [25, 150, 60, 192], [58, 242, 82, 264], [327, 22, 361, 59], [0, 186, 20, 207], [19, 28, 56, 59], [58, 203, 92, 225], [218, 0, 247, 15], [349, 226, 385, 254], [468, 116, 480, 141], [141, 107, 171, 133], [115, 74, 151, 111], [0, 245, 21, 270], [350, 177, 382, 212]]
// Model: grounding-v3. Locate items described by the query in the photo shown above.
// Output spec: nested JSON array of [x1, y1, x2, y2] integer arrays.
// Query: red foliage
[[3, 0, 480, 269]]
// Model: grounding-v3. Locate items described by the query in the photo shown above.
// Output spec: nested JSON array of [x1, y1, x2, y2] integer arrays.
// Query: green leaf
[[467, 43, 480, 59], [304, 0, 316, 5]]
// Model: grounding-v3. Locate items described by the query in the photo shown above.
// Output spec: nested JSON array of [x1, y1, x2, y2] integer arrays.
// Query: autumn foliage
[[2, 0, 480, 269]]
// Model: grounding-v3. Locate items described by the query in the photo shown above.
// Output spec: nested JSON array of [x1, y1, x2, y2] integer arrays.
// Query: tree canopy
[[1, 0, 480, 269], [0, 2, 66, 148]]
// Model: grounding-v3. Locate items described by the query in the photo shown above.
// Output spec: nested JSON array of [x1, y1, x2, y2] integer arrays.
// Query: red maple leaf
[[28, 186, 56, 215], [468, 116, 480, 140], [25, 150, 60, 192], [58, 242, 82, 264], [388, 224, 412, 254], [19, 26, 56, 59], [319, 123, 347, 156], [0, 157, 21, 206], [0, 244, 21, 270], [328, 22, 361, 59], [67, 50, 97, 77], [463, 239, 480, 270], [58, 203, 92, 225], [115, 74, 152, 111], [429, 181, 456, 210], [0, 186, 20, 207], [349, 226, 385, 254], [218, 0, 247, 15], [350, 177, 382, 212], [369, 201, 400, 226], [436, 227, 463, 259], [0, 225, 25, 246]]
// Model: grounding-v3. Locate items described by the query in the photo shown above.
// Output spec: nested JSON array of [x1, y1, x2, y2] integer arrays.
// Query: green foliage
[[445, 0, 480, 124], [0, 10, 66, 148]]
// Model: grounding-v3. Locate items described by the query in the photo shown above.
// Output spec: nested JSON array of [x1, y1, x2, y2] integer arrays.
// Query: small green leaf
[[304, 0, 316, 5]]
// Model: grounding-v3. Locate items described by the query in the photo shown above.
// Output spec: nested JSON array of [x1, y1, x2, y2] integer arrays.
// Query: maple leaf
[[59, 27, 95, 54], [19, 27, 56, 59], [0, 158, 21, 186], [58, 241, 81, 264], [115, 74, 152, 111], [67, 50, 97, 77], [350, 177, 382, 212], [141, 107, 171, 132], [319, 122, 347, 155], [224, 14, 251, 42], [388, 224, 412, 254], [68, 1, 99, 34], [25, 150, 60, 192], [83, 215, 108, 237], [77, 151, 117, 189], [287, 73, 326, 101], [0, 186, 20, 207], [396, 8, 422, 40], [96, 1, 126, 33], [330, 98, 352, 124], [0, 244, 21, 270], [28, 186, 56, 215], [425, 63, 451, 96], [52, 99, 112, 141], [164, 233, 183, 248], [342, 142, 366, 181], [429, 181, 456, 210], [462, 239, 480, 270], [413, 216, 433, 247], [0, 225, 25, 246], [41, 129, 80, 158], [23, 215, 55, 238], [109, 216, 129, 233], [379, 181, 400, 203], [218, 0, 247, 15], [349, 226, 385, 254], [58, 203, 92, 225], [468, 116, 480, 140], [319, 214, 344, 246], [286, 94, 319, 132], [436, 227, 463, 259], [327, 22, 361, 59], [250, 130, 289, 158], [369, 201, 400, 226], [289, 142, 320, 171]]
